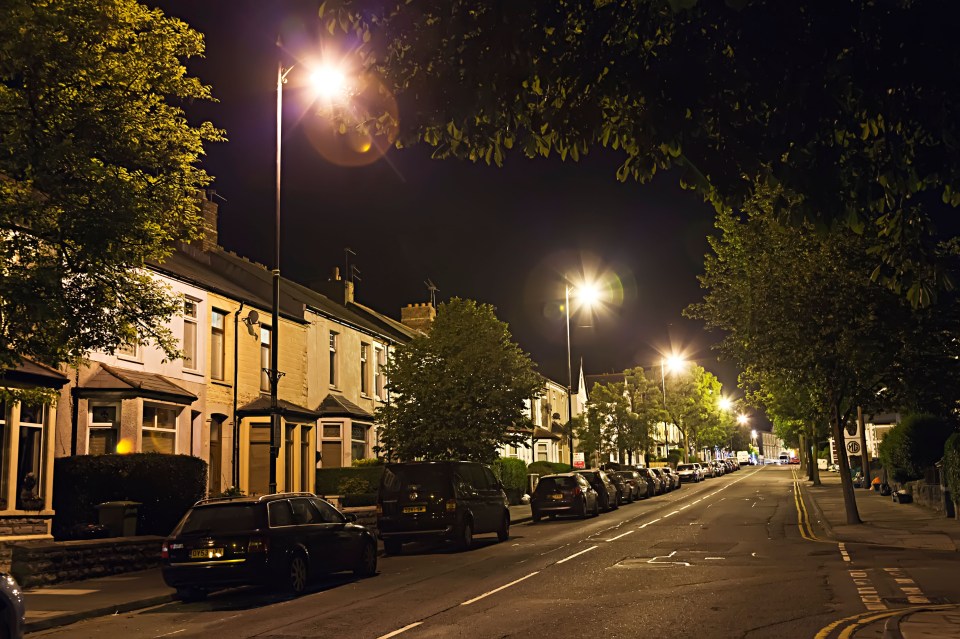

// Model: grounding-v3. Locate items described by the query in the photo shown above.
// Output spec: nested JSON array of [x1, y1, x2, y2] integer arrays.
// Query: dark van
[[376, 461, 510, 554]]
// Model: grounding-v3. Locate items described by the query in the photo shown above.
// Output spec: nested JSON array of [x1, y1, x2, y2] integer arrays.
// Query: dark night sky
[[156, 0, 744, 398]]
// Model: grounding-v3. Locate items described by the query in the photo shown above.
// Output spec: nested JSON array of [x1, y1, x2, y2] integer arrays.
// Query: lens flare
[[116, 438, 134, 454]]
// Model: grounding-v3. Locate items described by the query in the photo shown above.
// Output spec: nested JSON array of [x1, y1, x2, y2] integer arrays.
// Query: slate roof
[[236, 396, 321, 422], [317, 393, 374, 420], [0, 358, 69, 389], [76, 364, 197, 404]]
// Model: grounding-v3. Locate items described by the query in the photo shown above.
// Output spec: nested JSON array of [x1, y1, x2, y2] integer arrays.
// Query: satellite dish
[[246, 310, 260, 325]]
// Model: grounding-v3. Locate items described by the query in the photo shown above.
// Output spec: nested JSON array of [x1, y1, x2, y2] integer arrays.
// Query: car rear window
[[382, 464, 450, 493], [537, 477, 576, 492], [174, 503, 261, 536], [677, 465, 694, 471]]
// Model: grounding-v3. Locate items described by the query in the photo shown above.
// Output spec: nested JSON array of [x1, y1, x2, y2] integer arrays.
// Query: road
[[29, 466, 960, 638]]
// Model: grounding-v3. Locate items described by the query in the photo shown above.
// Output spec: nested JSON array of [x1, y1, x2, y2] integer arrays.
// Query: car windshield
[[174, 503, 261, 536], [382, 464, 449, 493], [536, 477, 576, 491], [677, 465, 695, 471]]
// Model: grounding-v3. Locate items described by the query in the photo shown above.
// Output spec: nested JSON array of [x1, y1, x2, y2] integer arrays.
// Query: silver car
[[0, 572, 24, 639]]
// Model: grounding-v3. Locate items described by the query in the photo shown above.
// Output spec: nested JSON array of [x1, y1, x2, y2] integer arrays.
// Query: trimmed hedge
[[878, 414, 955, 484], [492, 458, 528, 492], [316, 466, 385, 495], [527, 461, 572, 478], [53, 453, 207, 539], [944, 433, 960, 510]]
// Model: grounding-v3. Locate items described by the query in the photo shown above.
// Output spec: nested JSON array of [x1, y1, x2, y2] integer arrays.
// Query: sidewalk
[[801, 471, 960, 639], [803, 471, 960, 552], [23, 507, 534, 633]]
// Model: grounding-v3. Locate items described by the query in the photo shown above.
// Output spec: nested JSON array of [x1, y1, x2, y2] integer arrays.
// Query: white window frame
[[115, 340, 141, 362], [260, 325, 272, 393], [142, 404, 179, 454], [360, 342, 370, 396], [329, 330, 339, 388], [87, 403, 121, 455], [210, 309, 227, 381], [17, 402, 46, 510], [374, 346, 386, 400], [182, 297, 200, 372], [351, 423, 368, 461]]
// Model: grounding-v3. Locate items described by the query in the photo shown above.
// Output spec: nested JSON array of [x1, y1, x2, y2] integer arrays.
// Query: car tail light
[[572, 487, 582, 496], [161, 542, 169, 560], [248, 537, 269, 554], [445, 499, 457, 512]]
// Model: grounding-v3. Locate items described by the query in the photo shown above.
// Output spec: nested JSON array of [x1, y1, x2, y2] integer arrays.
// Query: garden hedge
[[878, 414, 955, 484], [492, 458, 528, 491], [943, 433, 960, 511], [53, 453, 207, 539], [527, 461, 572, 478], [316, 466, 385, 495]]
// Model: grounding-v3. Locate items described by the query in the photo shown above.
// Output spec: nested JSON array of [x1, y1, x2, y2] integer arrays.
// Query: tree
[[376, 298, 542, 463], [0, 0, 223, 368], [685, 186, 957, 524], [623, 366, 666, 461], [662, 364, 724, 462], [323, 0, 960, 305], [584, 382, 628, 466]]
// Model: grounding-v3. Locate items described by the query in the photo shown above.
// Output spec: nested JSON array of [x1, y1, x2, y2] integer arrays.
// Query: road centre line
[[556, 545, 598, 565], [639, 518, 661, 528], [607, 530, 635, 542], [376, 622, 424, 638], [664, 510, 680, 518], [460, 572, 540, 606]]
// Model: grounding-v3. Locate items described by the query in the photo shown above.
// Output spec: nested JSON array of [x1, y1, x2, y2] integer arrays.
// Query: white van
[[778, 453, 789, 465]]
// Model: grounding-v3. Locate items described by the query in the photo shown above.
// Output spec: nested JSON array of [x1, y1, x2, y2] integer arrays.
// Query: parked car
[[614, 471, 649, 500], [700, 462, 716, 479], [676, 464, 701, 483], [530, 473, 599, 521], [574, 469, 619, 511], [710, 460, 725, 476], [0, 572, 24, 639], [161, 492, 378, 602], [649, 468, 670, 493], [636, 468, 659, 495], [607, 472, 631, 504], [377, 461, 510, 555], [660, 467, 681, 490]]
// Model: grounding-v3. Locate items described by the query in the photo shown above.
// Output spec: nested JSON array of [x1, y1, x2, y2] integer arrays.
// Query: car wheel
[[532, 510, 541, 523], [458, 519, 474, 551], [287, 552, 309, 595], [497, 512, 510, 541], [577, 497, 588, 519], [592, 499, 600, 517], [176, 587, 207, 603], [354, 541, 378, 578], [383, 538, 403, 555]]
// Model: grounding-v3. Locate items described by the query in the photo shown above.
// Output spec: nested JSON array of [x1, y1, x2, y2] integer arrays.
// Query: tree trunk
[[809, 425, 821, 486], [799, 432, 808, 473], [831, 396, 862, 524], [857, 406, 871, 490]]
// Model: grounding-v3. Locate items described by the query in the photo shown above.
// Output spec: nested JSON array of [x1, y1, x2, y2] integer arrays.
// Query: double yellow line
[[813, 604, 960, 639], [792, 468, 820, 542]]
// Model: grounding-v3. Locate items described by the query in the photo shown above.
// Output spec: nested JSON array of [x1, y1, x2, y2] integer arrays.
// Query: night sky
[[155, 0, 743, 400]]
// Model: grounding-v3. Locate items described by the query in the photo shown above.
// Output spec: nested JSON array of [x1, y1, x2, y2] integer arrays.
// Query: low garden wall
[[7, 536, 164, 588]]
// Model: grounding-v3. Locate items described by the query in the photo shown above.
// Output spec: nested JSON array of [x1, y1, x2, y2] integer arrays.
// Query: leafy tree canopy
[[662, 363, 724, 461], [323, 0, 960, 305], [376, 298, 542, 463], [0, 0, 223, 368]]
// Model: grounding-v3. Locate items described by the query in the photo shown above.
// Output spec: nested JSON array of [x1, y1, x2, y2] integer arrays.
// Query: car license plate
[[190, 548, 223, 559], [550, 493, 563, 500], [402, 506, 426, 513]]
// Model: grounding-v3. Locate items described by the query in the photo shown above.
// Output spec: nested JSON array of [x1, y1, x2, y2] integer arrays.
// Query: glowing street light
[[659, 353, 687, 457], [738, 413, 750, 425], [565, 278, 603, 467], [718, 397, 733, 412]]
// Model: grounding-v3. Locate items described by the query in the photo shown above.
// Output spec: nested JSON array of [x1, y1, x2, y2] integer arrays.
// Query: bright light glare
[[665, 355, 687, 374], [309, 65, 349, 101], [718, 397, 732, 411], [751, 429, 758, 439], [574, 282, 602, 308], [737, 414, 750, 425]]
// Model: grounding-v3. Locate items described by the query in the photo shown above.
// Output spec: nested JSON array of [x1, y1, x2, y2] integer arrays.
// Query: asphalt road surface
[[29, 466, 960, 638]]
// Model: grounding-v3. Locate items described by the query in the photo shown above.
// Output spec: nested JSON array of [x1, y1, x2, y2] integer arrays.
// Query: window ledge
[[211, 380, 232, 388], [182, 369, 204, 377]]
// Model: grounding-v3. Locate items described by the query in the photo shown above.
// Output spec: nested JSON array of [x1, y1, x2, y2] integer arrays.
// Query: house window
[[88, 404, 119, 455], [320, 422, 342, 469], [260, 326, 272, 393], [17, 402, 45, 510], [183, 298, 199, 370], [537, 442, 548, 461], [142, 405, 177, 454], [360, 342, 370, 396], [211, 309, 226, 381], [374, 347, 386, 400], [351, 424, 368, 462], [284, 424, 295, 492], [329, 331, 339, 387], [300, 426, 313, 490], [0, 399, 6, 509], [116, 340, 140, 360]]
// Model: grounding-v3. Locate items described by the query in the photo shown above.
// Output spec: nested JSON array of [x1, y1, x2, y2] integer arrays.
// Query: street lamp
[[268, 54, 352, 494], [659, 354, 687, 457], [565, 280, 601, 467]]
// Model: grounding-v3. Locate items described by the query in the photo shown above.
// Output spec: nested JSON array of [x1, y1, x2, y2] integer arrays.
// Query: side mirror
[[345, 513, 358, 523]]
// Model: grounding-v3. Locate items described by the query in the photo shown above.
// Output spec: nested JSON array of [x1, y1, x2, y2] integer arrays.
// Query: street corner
[[812, 604, 960, 639]]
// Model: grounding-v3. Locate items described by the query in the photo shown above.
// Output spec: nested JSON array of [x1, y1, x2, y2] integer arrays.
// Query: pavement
[[801, 470, 960, 639], [23, 503, 534, 633]]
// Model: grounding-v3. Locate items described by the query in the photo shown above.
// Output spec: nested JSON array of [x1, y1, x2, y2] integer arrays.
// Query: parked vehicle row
[[675, 458, 743, 483]]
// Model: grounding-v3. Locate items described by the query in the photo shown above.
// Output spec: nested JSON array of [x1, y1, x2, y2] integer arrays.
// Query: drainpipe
[[232, 301, 244, 488]]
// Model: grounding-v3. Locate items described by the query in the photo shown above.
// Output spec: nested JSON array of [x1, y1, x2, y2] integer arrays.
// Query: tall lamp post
[[564, 280, 601, 467], [660, 355, 686, 458], [268, 54, 349, 494]]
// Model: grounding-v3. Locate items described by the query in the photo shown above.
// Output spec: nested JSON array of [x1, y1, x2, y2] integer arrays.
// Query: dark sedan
[[530, 474, 599, 522], [573, 469, 619, 511], [614, 471, 649, 500]]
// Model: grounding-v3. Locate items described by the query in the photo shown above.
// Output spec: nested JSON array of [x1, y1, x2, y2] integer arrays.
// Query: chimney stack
[[200, 190, 219, 251], [400, 303, 436, 333]]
